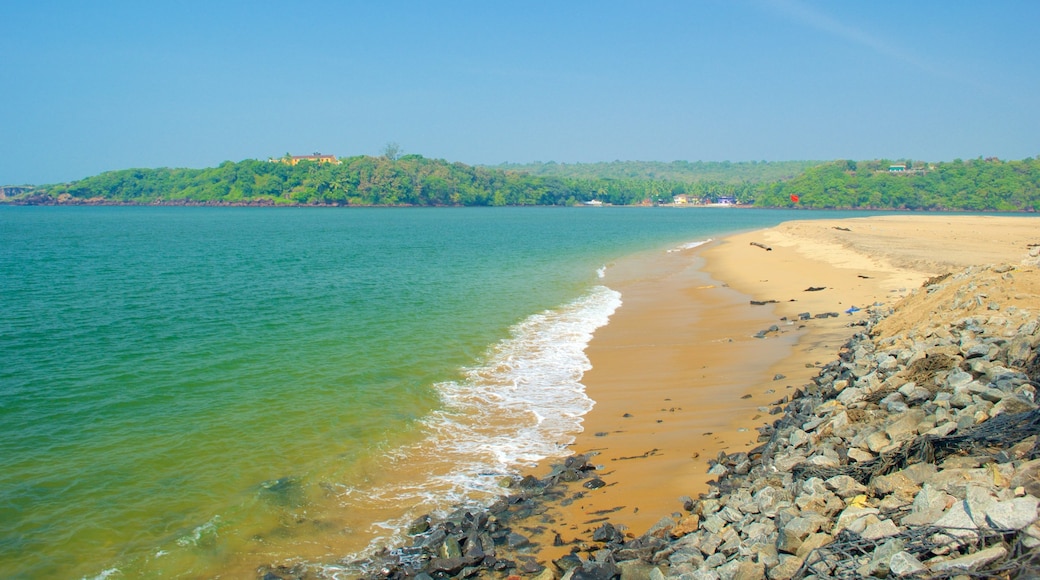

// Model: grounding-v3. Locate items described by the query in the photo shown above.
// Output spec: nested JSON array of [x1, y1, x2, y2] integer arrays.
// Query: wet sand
[[545, 214, 1040, 544]]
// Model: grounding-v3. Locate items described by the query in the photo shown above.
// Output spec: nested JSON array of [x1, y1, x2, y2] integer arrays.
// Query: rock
[[702, 514, 726, 534], [984, 495, 1039, 530], [669, 514, 700, 538], [857, 537, 904, 577], [750, 542, 780, 567], [972, 385, 1007, 403], [730, 561, 766, 580], [864, 430, 891, 453], [1006, 336, 1034, 366], [992, 394, 1038, 415], [775, 526, 802, 555], [835, 504, 879, 534], [767, 555, 804, 580], [932, 500, 979, 540], [888, 551, 926, 577], [506, 532, 530, 549], [901, 462, 939, 485], [555, 553, 583, 573], [807, 454, 840, 469], [788, 429, 810, 448], [774, 452, 807, 473], [884, 409, 926, 443], [837, 386, 867, 405], [427, 556, 482, 575], [950, 390, 974, 408], [847, 448, 874, 463], [946, 369, 975, 389], [901, 484, 953, 526], [795, 532, 832, 559], [1011, 459, 1040, 496], [861, 518, 900, 540], [754, 486, 784, 516], [571, 560, 620, 580], [928, 545, 1008, 573], [824, 475, 868, 498], [592, 523, 624, 543], [871, 472, 919, 501], [787, 515, 820, 539], [719, 505, 744, 523], [616, 560, 660, 580], [965, 485, 1001, 528], [690, 569, 721, 580], [925, 421, 958, 437], [438, 536, 462, 559]]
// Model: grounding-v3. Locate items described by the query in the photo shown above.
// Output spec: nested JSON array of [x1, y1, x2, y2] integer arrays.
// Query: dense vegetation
[[753, 158, 1040, 211], [19, 155, 786, 207], [488, 160, 820, 184], [6, 155, 1039, 211]]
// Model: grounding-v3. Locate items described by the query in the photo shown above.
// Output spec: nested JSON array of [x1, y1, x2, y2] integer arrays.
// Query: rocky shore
[[262, 260, 1040, 580]]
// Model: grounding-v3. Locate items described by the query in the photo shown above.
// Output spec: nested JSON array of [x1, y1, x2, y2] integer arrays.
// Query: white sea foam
[[83, 569, 121, 580], [175, 516, 220, 547], [334, 285, 622, 562], [596, 265, 607, 279], [667, 238, 713, 253]]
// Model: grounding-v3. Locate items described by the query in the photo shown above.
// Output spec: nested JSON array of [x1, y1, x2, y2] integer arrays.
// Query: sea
[[1, 206, 863, 579]]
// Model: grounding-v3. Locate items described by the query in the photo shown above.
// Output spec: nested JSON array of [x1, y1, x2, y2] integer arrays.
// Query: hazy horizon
[[3, 1, 1038, 184]]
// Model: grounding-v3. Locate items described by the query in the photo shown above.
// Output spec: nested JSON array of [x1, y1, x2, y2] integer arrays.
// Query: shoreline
[[537, 215, 1040, 546], [320, 214, 1040, 579]]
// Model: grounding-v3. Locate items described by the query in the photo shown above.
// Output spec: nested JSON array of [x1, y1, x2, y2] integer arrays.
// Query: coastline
[[310, 213, 1040, 579], [547, 215, 1040, 544]]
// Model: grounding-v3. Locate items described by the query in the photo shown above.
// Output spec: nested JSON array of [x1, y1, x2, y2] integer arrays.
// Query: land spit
[[260, 251, 1040, 579]]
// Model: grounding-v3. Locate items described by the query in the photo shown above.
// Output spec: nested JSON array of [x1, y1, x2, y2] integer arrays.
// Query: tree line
[[23, 155, 766, 207], [488, 159, 820, 184], [10, 155, 1040, 211], [752, 158, 1040, 211]]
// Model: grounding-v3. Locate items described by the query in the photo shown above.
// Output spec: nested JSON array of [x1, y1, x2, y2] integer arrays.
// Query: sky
[[2, 0, 1038, 185]]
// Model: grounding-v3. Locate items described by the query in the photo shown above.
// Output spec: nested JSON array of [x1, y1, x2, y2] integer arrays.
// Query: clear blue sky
[[2, 0, 1038, 184]]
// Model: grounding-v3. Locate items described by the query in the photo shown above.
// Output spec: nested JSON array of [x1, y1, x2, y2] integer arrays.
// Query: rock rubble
[[265, 264, 1040, 579]]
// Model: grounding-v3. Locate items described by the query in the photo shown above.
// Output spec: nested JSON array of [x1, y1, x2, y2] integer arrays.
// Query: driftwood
[[750, 242, 772, 251]]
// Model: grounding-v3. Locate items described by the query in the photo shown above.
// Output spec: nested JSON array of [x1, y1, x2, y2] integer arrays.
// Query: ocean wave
[[667, 238, 713, 253], [338, 284, 622, 557]]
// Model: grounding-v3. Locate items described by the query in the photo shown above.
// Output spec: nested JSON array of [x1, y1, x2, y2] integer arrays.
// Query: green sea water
[[1, 206, 852, 578]]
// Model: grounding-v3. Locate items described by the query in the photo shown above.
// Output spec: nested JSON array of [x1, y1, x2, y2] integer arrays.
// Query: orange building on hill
[[275, 153, 341, 165]]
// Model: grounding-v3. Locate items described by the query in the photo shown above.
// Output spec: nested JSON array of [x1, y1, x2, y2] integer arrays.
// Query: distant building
[[673, 194, 689, 205], [888, 164, 907, 172], [273, 153, 341, 165], [716, 196, 736, 205]]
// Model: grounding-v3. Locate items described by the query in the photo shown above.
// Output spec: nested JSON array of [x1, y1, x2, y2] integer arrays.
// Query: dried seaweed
[[796, 523, 1040, 579], [794, 410, 1040, 484]]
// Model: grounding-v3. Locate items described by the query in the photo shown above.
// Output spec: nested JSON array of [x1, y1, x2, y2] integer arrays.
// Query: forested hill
[[486, 160, 822, 183], [20, 155, 655, 206], [752, 158, 1040, 211], [5, 155, 1040, 211]]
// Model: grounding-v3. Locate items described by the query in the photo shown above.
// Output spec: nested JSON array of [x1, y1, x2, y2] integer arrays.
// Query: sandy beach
[[543, 214, 1040, 545]]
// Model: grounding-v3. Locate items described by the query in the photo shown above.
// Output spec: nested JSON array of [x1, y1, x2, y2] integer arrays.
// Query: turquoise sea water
[[2, 206, 855, 578]]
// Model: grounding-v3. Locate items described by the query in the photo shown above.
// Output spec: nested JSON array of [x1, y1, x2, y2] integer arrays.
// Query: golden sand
[[541, 215, 1040, 543]]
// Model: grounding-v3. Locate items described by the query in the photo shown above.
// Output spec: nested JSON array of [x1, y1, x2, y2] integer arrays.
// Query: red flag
[[790, 194, 800, 203]]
